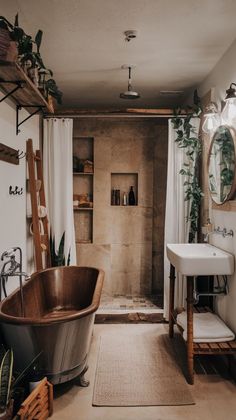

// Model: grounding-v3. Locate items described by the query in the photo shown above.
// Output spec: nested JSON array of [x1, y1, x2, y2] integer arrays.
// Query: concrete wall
[[197, 38, 236, 333], [73, 117, 167, 296], [0, 95, 39, 295], [152, 123, 168, 292]]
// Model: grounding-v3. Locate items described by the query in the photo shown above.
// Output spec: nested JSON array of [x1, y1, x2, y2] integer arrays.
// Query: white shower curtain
[[163, 118, 200, 320], [43, 118, 76, 265]]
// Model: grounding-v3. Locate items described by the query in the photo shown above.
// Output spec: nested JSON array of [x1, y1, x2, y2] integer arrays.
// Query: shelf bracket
[[16, 105, 45, 135], [0, 80, 25, 103]]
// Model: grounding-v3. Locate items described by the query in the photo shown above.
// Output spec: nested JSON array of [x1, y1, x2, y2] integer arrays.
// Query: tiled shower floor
[[97, 294, 163, 314]]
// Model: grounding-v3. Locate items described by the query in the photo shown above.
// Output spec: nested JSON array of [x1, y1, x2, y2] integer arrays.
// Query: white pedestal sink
[[166, 243, 234, 276]]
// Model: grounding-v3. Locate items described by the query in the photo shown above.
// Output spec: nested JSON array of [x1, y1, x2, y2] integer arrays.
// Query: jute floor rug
[[93, 330, 194, 406]]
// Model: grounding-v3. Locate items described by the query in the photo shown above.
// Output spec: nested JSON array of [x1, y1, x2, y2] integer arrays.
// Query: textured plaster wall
[[152, 124, 168, 293], [73, 118, 167, 296]]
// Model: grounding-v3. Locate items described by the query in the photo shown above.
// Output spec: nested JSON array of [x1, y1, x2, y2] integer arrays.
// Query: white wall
[[198, 39, 236, 109], [198, 38, 236, 333], [0, 93, 39, 296]]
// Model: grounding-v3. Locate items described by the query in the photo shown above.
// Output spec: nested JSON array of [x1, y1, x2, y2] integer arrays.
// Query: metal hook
[[17, 150, 26, 159]]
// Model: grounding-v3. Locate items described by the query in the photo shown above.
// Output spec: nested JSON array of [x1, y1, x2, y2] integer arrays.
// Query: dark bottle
[[128, 186, 135, 205], [115, 189, 120, 205], [111, 189, 116, 205]]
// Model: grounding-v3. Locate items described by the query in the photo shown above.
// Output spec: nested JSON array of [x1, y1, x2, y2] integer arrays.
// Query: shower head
[[120, 66, 140, 100]]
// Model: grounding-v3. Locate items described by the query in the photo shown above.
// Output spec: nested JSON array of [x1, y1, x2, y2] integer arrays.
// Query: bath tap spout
[[1, 247, 19, 261], [0, 247, 27, 317]]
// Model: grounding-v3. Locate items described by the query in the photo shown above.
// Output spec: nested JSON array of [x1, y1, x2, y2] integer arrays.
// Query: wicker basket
[[15, 377, 53, 420]]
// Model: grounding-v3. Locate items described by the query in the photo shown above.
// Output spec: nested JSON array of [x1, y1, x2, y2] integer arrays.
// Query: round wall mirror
[[208, 125, 236, 204]]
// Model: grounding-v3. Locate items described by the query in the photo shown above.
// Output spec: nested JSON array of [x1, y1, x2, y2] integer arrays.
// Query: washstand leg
[[75, 365, 90, 387], [187, 277, 194, 385], [169, 264, 176, 338]]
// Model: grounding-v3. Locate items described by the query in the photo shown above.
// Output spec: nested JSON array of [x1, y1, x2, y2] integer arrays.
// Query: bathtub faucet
[[0, 247, 29, 317]]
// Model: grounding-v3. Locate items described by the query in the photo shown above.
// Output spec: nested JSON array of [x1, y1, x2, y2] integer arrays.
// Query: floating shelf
[[73, 172, 94, 175], [0, 60, 54, 113], [73, 207, 93, 211]]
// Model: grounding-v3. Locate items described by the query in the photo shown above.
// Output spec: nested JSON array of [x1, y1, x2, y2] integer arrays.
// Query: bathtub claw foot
[[77, 374, 90, 387], [75, 365, 90, 387]]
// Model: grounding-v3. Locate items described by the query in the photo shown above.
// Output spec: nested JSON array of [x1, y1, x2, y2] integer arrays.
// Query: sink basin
[[166, 243, 234, 276]]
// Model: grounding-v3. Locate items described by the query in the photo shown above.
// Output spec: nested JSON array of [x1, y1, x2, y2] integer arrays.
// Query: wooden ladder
[[26, 139, 51, 270]]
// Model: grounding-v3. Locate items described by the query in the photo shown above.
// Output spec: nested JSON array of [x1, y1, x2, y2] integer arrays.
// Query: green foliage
[[0, 13, 62, 103], [50, 232, 70, 266], [0, 346, 42, 413], [171, 90, 203, 243], [45, 79, 63, 104], [0, 349, 13, 411]]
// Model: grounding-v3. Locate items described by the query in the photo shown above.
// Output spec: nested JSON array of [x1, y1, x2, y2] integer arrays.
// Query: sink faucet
[[0, 248, 30, 317]]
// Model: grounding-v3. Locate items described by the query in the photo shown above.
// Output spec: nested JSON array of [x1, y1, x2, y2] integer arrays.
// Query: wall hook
[[17, 150, 26, 159]]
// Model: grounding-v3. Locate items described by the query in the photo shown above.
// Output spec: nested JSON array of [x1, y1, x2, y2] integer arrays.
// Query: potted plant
[[0, 346, 42, 419], [0, 348, 13, 419], [0, 15, 18, 62], [45, 78, 63, 105], [50, 232, 70, 266]]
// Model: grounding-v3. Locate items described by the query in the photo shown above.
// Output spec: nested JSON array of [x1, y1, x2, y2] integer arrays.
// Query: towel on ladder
[[176, 311, 235, 342]]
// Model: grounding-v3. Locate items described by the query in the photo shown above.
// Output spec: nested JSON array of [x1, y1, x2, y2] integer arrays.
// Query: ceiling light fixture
[[120, 65, 140, 100], [221, 83, 236, 124], [124, 30, 137, 42], [202, 102, 220, 134]]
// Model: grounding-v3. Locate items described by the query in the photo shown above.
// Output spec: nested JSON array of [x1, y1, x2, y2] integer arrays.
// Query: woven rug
[[93, 330, 194, 406]]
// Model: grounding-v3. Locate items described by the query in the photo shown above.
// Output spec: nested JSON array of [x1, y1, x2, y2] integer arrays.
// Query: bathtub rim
[[0, 266, 104, 326]]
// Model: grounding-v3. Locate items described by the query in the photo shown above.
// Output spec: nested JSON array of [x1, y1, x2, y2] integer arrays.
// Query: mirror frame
[[207, 125, 236, 205]]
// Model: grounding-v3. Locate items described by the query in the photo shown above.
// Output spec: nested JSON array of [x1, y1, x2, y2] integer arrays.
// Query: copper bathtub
[[0, 266, 104, 384]]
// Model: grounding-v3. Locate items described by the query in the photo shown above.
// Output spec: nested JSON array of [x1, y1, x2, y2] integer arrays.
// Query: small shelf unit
[[73, 137, 94, 244], [168, 264, 236, 385]]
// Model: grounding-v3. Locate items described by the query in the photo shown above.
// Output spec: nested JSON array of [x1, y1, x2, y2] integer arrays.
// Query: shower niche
[[111, 173, 138, 206], [73, 137, 94, 243]]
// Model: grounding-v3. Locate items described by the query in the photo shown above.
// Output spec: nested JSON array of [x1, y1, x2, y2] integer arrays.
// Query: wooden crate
[[15, 377, 53, 420]]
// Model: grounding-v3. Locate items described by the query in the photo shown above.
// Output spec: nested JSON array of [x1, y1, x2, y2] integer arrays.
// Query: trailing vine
[[171, 90, 203, 243]]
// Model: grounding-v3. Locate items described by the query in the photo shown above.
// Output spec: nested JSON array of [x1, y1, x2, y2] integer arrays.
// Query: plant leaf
[[35, 29, 43, 52], [0, 349, 13, 409]]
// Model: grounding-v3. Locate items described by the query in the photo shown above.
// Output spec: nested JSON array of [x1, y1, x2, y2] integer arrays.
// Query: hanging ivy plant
[[171, 90, 203, 243]]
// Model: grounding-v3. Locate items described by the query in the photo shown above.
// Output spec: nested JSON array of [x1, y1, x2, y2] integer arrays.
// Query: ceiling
[[2, 0, 236, 109]]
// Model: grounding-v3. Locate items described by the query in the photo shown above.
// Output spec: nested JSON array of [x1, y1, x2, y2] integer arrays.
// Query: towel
[[176, 311, 235, 343]]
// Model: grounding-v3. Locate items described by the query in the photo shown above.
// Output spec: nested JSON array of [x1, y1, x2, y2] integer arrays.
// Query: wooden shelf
[[73, 207, 93, 211], [176, 307, 236, 355], [0, 60, 54, 113], [73, 172, 94, 175]]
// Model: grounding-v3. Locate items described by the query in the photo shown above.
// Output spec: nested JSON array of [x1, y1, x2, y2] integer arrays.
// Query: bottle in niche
[[111, 189, 116, 205], [128, 186, 135, 205], [115, 189, 120, 205], [123, 192, 128, 206]]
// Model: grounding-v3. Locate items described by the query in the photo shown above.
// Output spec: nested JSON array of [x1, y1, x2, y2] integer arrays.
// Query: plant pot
[[28, 67, 39, 88], [47, 94, 56, 111], [5, 41, 18, 62], [0, 399, 14, 420], [0, 28, 11, 60]]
